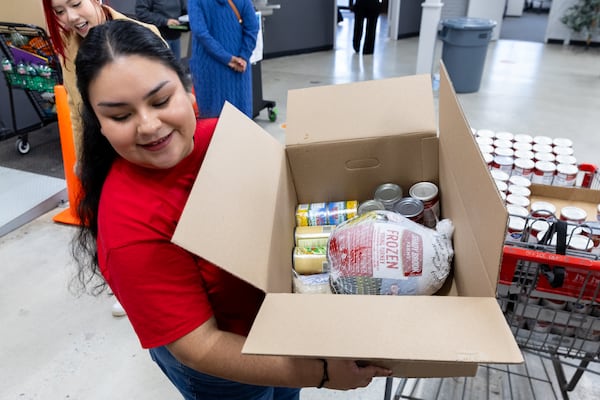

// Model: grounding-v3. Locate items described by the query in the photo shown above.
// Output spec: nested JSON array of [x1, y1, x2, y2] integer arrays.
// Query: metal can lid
[[476, 129, 495, 139], [476, 136, 494, 146], [494, 179, 508, 193], [409, 181, 439, 202], [560, 206, 587, 222], [534, 152, 555, 163], [530, 201, 556, 215], [508, 184, 531, 197], [393, 197, 424, 218], [490, 169, 509, 182], [482, 152, 494, 164], [513, 133, 533, 143], [569, 234, 594, 251], [527, 219, 550, 233], [494, 155, 514, 166], [506, 194, 530, 208], [357, 199, 386, 215], [556, 155, 577, 165], [495, 131, 514, 142], [514, 158, 534, 170], [553, 146, 574, 156], [513, 141, 533, 151], [508, 216, 526, 231], [533, 135, 553, 146], [495, 147, 514, 158], [533, 143, 553, 154], [494, 139, 513, 149], [506, 204, 528, 218], [479, 144, 494, 154], [582, 221, 600, 235], [514, 149, 534, 160], [556, 163, 579, 175], [508, 175, 532, 188], [374, 183, 403, 206], [534, 160, 556, 173], [553, 137, 573, 148]]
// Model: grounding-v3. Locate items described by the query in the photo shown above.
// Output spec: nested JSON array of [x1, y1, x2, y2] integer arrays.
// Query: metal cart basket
[[384, 214, 600, 400], [0, 22, 62, 154]]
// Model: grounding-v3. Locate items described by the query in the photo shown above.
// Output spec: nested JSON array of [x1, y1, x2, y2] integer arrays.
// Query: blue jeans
[[149, 346, 301, 400], [167, 38, 181, 61]]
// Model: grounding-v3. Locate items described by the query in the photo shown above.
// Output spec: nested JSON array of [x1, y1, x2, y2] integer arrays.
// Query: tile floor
[[2, 11, 600, 400]]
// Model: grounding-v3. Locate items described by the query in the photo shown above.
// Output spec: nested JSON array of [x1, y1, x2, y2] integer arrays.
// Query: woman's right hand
[[323, 359, 392, 390]]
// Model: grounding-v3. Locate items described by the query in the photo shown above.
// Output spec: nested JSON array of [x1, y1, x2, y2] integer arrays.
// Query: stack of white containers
[[473, 128, 579, 242]]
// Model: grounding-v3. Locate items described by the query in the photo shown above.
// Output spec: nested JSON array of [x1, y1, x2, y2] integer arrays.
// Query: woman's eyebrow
[[96, 80, 170, 107]]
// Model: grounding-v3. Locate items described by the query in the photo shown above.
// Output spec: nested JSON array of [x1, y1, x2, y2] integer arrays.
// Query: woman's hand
[[323, 359, 392, 390], [228, 56, 247, 72]]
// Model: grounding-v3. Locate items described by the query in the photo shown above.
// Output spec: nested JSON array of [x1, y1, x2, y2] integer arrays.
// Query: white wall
[[466, 0, 506, 40]]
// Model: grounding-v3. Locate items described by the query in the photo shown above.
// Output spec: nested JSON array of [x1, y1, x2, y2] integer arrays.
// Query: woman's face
[[88, 55, 197, 170], [50, 0, 105, 38]]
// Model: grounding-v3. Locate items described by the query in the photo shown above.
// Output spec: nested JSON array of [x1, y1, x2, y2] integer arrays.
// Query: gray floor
[[2, 12, 600, 400]]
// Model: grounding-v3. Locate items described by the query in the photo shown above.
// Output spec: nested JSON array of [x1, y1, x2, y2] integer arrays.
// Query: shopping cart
[[0, 22, 62, 154], [383, 214, 600, 400]]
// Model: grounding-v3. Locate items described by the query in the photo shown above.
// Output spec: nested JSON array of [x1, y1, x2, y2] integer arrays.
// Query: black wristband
[[317, 358, 329, 389]]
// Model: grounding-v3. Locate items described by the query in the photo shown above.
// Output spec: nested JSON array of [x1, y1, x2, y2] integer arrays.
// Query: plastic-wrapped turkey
[[328, 210, 454, 296]]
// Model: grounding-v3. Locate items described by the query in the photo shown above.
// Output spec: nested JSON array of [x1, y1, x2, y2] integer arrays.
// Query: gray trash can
[[439, 18, 497, 93]]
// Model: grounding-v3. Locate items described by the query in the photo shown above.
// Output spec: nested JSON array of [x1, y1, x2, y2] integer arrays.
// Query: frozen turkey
[[328, 210, 454, 295]]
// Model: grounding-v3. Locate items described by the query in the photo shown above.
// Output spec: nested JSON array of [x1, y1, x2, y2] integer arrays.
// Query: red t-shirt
[[97, 118, 265, 349]]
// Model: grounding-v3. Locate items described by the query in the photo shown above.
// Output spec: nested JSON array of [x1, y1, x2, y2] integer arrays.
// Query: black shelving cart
[[0, 22, 62, 154]]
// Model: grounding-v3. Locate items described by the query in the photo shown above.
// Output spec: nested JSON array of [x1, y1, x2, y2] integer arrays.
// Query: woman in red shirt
[[72, 20, 391, 399]]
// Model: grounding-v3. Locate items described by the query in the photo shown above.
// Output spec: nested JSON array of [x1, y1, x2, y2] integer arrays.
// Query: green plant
[[561, 0, 600, 46]]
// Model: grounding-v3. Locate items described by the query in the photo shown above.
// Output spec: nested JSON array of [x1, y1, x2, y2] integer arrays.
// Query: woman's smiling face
[[51, 0, 105, 38], [88, 55, 197, 170]]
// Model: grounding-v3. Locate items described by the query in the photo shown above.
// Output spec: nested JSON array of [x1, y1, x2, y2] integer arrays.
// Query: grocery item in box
[[328, 210, 454, 295]]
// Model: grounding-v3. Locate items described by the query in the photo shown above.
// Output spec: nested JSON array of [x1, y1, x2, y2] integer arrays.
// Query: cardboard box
[[172, 66, 523, 378], [529, 184, 600, 222]]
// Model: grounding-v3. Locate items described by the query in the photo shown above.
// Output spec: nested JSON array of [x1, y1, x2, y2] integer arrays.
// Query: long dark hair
[[72, 20, 191, 295]]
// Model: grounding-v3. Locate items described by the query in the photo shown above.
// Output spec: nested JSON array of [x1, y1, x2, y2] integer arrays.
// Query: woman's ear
[[188, 91, 196, 105]]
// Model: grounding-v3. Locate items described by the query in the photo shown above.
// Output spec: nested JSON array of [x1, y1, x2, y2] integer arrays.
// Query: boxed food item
[[171, 65, 523, 378]]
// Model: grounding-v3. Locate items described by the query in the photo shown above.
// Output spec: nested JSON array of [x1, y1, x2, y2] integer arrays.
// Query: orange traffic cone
[[52, 85, 82, 226]]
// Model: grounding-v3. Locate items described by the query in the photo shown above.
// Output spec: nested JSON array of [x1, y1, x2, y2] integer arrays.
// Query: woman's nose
[[137, 111, 161, 133]]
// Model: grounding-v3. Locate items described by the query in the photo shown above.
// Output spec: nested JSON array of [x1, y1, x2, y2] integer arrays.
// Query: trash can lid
[[441, 17, 497, 30]]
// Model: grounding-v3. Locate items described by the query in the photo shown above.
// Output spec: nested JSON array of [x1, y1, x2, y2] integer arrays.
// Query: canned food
[[533, 135, 553, 146], [560, 206, 587, 224], [581, 221, 600, 247], [553, 164, 578, 187], [553, 137, 573, 148], [508, 174, 532, 188], [475, 136, 494, 147], [514, 149, 534, 161], [507, 184, 531, 198], [494, 139, 513, 149], [506, 216, 526, 241], [534, 152, 555, 163], [553, 146, 574, 157], [555, 154, 577, 166], [514, 133, 533, 144], [494, 147, 514, 158], [476, 129, 495, 139], [294, 225, 335, 248], [528, 219, 550, 238], [597, 204, 600, 221], [482, 152, 494, 169], [393, 197, 424, 224], [374, 183, 403, 211], [506, 204, 528, 218], [531, 161, 556, 185], [490, 169, 509, 182], [494, 180, 508, 194], [357, 199, 385, 215], [506, 194, 530, 209], [530, 201, 556, 219], [295, 201, 358, 226], [512, 158, 534, 179], [495, 131, 514, 142], [292, 246, 328, 275], [532, 144, 553, 154], [567, 234, 594, 252], [492, 155, 514, 175], [408, 181, 440, 228], [512, 141, 533, 152], [478, 144, 495, 155]]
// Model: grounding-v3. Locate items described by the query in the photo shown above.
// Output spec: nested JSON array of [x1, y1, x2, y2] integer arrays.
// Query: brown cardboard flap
[[243, 294, 524, 370], [285, 75, 437, 146], [288, 134, 439, 204], [437, 64, 508, 297], [172, 103, 296, 293], [530, 184, 600, 220]]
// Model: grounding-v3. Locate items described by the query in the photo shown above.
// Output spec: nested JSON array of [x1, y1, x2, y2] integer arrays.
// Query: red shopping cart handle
[[502, 245, 600, 270]]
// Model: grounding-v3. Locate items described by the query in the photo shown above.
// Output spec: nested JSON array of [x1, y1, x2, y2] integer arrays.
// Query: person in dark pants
[[352, 0, 381, 54]]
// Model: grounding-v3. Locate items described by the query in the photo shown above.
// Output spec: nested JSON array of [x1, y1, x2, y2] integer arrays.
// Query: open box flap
[[243, 294, 524, 375], [285, 74, 437, 146], [172, 103, 296, 293], [437, 64, 508, 298]]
